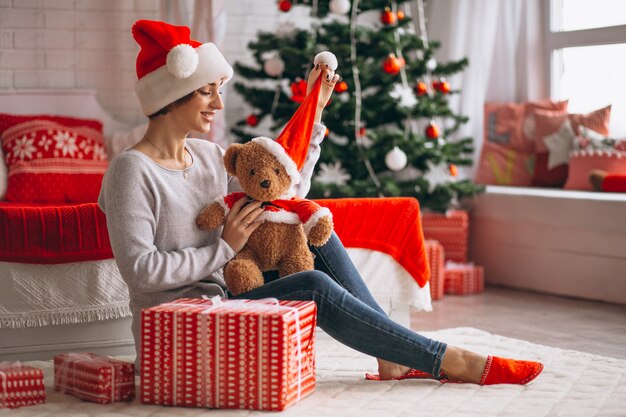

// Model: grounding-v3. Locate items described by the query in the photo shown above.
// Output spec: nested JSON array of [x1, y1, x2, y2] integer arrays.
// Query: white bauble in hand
[[385, 146, 408, 171], [329, 0, 351, 15], [263, 56, 285, 77]]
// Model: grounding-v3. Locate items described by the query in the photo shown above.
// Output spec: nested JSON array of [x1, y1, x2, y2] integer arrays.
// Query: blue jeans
[[231, 232, 447, 377]]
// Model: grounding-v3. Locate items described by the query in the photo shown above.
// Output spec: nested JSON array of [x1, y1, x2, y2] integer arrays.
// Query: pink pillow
[[0, 114, 108, 203], [532, 106, 611, 187], [564, 151, 626, 191], [474, 142, 535, 186]]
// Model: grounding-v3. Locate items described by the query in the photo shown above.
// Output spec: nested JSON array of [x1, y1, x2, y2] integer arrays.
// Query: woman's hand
[[221, 198, 264, 253], [307, 64, 340, 123]]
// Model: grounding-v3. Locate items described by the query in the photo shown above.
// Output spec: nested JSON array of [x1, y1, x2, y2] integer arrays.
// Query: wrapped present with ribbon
[[140, 297, 317, 411], [425, 240, 445, 300], [53, 353, 135, 403], [421, 210, 469, 263], [0, 361, 46, 409], [444, 262, 485, 295]]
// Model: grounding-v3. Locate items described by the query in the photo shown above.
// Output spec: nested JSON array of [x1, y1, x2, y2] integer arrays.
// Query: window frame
[[544, 0, 626, 99]]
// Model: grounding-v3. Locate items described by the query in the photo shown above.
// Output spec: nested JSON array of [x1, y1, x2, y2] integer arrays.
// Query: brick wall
[[0, 0, 311, 138]]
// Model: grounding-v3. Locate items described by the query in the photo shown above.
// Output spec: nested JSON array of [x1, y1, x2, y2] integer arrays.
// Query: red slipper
[[480, 356, 544, 385], [365, 368, 436, 381]]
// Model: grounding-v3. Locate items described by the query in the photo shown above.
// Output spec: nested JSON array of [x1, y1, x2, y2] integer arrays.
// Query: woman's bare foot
[[376, 358, 411, 380], [440, 346, 488, 383]]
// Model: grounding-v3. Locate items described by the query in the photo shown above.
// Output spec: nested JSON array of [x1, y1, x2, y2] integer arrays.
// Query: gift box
[[0, 363, 46, 409], [141, 297, 317, 411], [54, 353, 135, 404], [421, 210, 469, 263], [425, 240, 445, 300], [444, 263, 485, 295]]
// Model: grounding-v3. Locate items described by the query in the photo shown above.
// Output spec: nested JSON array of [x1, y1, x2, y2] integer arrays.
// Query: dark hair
[[148, 90, 197, 119]]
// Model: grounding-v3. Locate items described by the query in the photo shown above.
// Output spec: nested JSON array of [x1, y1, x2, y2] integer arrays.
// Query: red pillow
[[0, 114, 108, 203], [532, 106, 611, 187]]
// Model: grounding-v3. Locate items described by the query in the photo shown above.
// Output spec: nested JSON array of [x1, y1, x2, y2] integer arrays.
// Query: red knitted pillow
[[0, 113, 108, 203]]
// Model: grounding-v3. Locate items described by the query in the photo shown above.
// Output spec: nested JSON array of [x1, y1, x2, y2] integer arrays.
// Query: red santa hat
[[132, 20, 234, 116], [252, 51, 338, 193]]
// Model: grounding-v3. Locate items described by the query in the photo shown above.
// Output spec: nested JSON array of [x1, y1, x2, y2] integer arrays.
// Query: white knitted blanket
[[3, 328, 625, 416]]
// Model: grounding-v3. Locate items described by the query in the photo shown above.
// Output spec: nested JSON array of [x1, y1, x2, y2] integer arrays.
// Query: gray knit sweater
[[98, 124, 325, 359]]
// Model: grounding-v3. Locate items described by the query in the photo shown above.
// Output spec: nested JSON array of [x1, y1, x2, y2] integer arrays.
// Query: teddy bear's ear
[[223, 144, 244, 176]]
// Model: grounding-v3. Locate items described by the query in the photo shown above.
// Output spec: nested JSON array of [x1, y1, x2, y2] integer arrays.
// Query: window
[[546, 0, 626, 136]]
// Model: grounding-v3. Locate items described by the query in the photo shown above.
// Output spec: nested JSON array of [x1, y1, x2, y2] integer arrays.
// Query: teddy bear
[[196, 52, 337, 296]]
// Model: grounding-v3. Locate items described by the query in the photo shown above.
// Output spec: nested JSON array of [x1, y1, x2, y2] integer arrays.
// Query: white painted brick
[[0, 8, 44, 28], [14, 29, 74, 49], [76, 70, 136, 90], [0, 70, 12, 88], [76, 50, 135, 70], [45, 50, 76, 68], [76, 30, 134, 51], [21, 0, 73, 8], [0, 30, 11, 48], [75, 11, 135, 30], [133, 0, 160, 13], [0, 49, 45, 68], [14, 69, 75, 88], [44, 9, 75, 28], [76, 0, 134, 11]]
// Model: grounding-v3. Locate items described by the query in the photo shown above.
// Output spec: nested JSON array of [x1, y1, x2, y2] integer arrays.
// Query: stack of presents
[[1, 297, 317, 411], [422, 210, 485, 300]]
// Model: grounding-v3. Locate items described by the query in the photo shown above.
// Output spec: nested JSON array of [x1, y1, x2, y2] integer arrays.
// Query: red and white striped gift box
[[54, 353, 135, 404], [425, 240, 445, 300], [421, 210, 469, 263], [0, 363, 46, 409], [140, 297, 317, 411], [444, 263, 485, 295]]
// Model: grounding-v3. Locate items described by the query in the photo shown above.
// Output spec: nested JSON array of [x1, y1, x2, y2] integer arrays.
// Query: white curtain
[[164, 0, 230, 148], [425, 0, 547, 173]]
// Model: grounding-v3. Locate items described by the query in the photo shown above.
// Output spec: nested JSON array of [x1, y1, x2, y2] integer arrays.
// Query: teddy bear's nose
[[260, 179, 271, 189]]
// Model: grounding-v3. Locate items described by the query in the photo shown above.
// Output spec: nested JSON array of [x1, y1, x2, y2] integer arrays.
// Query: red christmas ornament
[[358, 127, 366, 137], [380, 7, 397, 25], [278, 0, 292, 12], [382, 54, 405, 75], [334, 80, 349, 93], [415, 81, 428, 96], [290, 78, 308, 103], [449, 164, 458, 177], [425, 121, 440, 139], [325, 127, 330, 137], [433, 78, 451, 94], [397, 10, 405, 20], [246, 114, 259, 127]]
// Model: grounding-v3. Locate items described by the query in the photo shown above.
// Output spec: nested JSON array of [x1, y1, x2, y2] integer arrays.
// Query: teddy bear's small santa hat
[[132, 19, 233, 116], [252, 51, 337, 193]]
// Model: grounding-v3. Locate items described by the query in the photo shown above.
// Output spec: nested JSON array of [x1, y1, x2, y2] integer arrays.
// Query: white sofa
[[470, 185, 626, 305]]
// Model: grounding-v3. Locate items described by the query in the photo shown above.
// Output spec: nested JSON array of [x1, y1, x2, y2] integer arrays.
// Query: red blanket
[[316, 197, 430, 288], [0, 197, 429, 288], [0, 201, 113, 264]]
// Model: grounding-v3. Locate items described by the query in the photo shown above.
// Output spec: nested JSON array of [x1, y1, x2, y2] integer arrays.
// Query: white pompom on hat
[[314, 51, 338, 71], [132, 20, 234, 116]]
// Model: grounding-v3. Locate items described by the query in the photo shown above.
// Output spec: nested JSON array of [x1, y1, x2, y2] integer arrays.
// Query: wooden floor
[[411, 285, 626, 359]]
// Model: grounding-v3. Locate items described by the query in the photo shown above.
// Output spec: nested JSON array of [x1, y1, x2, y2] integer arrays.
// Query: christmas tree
[[230, 0, 484, 212]]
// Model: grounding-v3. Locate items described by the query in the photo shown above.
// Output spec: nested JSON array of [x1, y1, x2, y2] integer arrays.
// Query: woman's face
[[172, 80, 225, 133]]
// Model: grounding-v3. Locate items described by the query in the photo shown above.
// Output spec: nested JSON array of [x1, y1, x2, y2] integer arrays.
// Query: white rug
[[2, 327, 625, 417]]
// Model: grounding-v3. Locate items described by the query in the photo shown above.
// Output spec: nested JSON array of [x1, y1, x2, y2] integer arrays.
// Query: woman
[[99, 20, 543, 385]]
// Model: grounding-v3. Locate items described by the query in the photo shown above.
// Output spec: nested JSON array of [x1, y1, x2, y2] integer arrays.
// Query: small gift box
[[425, 240, 445, 300], [54, 353, 135, 404], [444, 262, 485, 295], [421, 210, 469, 263], [0, 362, 46, 409], [141, 297, 317, 411]]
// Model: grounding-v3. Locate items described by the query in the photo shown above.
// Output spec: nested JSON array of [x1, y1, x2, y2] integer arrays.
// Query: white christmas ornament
[[426, 57, 437, 71], [166, 44, 198, 79], [422, 160, 451, 192], [314, 51, 338, 71], [263, 55, 285, 77], [315, 161, 351, 186], [329, 0, 351, 15], [276, 22, 297, 38], [543, 119, 575, 169], [389, 84, 417, 108], [385, 146, 408, 171]]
